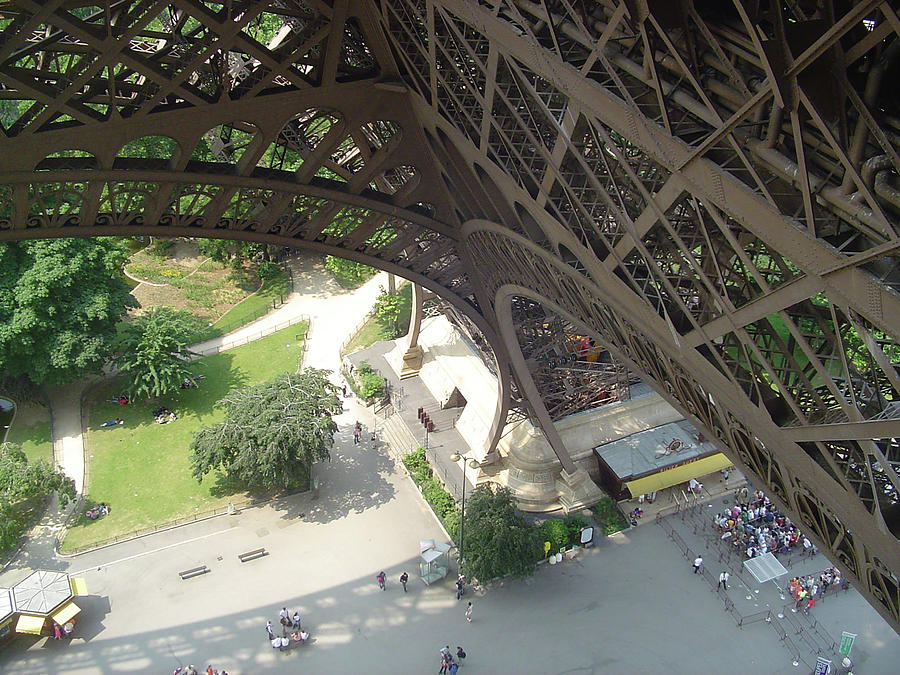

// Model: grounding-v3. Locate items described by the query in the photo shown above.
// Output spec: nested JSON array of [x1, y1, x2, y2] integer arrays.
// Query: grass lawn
[[203, 269, 291, 338], [61, 322, 308, 553], [3, 403, 52, 465], [341, 282, 412, 356]]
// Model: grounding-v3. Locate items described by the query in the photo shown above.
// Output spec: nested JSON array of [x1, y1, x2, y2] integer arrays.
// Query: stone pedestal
[[398, 344, 424, 379], [556, 467, 605, 513]]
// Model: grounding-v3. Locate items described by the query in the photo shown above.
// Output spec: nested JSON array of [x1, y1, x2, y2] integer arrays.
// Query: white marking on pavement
[[69, 527, 233, 575]]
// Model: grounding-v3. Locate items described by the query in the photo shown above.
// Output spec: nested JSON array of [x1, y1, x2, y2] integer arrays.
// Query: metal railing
[[193, 315, 309, 357], [657, 505, 844, 671], [57, 485, 307, 555]]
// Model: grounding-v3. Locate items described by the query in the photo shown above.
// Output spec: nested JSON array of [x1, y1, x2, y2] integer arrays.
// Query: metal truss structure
[[0, 1, 898, 630]]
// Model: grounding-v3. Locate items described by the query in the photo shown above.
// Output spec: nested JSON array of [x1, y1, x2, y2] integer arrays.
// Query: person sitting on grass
[[85, 502, 110, 520]]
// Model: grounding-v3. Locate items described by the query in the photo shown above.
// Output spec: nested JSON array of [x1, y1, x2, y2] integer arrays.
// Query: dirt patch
[[126, 239, 260, 322]]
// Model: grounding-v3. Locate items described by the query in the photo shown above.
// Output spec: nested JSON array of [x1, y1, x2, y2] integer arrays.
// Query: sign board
[[813, 657, 831, 675], [839, 631, 857, 656], [580, 526, 594, 545]]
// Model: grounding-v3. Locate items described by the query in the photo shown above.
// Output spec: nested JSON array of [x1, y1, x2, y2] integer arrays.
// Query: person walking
[[439, 654, 450, 675], [693, 556, 703, 573], [400, 571, 409, 592], [456, 646, 466, 667], [376, 570, 386, 590], [718, 571, 730, 590], [465, 601, 473, 622]]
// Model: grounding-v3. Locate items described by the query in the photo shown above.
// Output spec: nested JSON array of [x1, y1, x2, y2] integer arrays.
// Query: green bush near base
[[591, 496, 629, 535], [402, 447, 459, 539]]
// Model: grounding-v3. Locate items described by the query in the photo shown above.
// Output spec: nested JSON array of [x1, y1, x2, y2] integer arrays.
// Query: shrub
[[591, 496, 629, 535], [538, 519, 568, 556], [564, 514, 590, 545], [255, 260, 281, 281], [356, 361, 385, 401], [324, 255, 376, 288]]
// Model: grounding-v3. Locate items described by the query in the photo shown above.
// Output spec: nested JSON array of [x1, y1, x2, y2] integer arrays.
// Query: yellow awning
[[625, 453, 733, 496], [70, 577, 88, 596], [16, 614, 46, 635], [51, 601, 81, 625]]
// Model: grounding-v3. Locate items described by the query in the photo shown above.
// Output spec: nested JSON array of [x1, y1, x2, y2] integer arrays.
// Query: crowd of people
[[265, 608, 310, 652], [172, 666, 228, 675], [713, 489, 817, 560], [438, 645, 467, 674], [787, 566, 848, 614]]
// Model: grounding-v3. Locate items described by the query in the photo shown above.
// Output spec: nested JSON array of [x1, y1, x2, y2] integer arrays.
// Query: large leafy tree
[[0, 238, 138, 385], [190, 369, 341, 490], [116, 307, 204, 400], [0, 444, 75, 552], [461, 485, 541, 582], [373, 285, 403, 338]]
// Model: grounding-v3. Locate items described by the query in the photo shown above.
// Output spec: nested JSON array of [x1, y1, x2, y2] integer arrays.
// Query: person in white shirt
[[718, 571, 730, 590], [693, 556, 703, 573]]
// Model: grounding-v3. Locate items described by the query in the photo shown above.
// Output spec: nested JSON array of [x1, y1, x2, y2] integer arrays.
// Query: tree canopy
[[190, 369, 341, 490], [373, 285, 404, 338], [116, 306, 203, 400], [0, 444, 75, 552], [0, 238, 138, 385], [460, 485, 541, 582]]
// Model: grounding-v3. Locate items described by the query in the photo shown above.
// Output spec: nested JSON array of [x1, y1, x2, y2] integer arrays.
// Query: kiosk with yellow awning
[[593, 419, 732, 500], [7, 570, 87, 638], [0, 588, 14, 645]]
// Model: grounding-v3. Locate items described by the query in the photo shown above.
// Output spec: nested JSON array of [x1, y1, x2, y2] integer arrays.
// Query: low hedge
[[402, 447, 459, 539]]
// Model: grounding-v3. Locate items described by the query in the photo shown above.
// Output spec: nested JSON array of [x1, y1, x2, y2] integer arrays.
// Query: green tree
[[0, 238, 138, 385], [461, 485, 541, 582], [197, 239, 260, 266], [0, 444, 75, 551], [373, 285, 403, 338], [116, 307, 204, 400], [323, 255, 376, 288], [190, 369, 340, 490]]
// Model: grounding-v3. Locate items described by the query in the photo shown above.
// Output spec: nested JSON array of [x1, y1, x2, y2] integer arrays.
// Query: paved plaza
[[3, 403, 899, 674]]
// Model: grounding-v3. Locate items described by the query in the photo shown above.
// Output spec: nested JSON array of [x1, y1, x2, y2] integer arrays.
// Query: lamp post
[[449, 452, 480, 572]]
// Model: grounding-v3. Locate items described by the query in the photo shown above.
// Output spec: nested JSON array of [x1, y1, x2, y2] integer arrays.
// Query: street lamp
[[449, 452, 480, 573]]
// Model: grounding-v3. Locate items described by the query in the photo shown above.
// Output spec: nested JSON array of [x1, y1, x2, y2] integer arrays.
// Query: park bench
[[179, 565, 209, 580], [238, 548, 268, 562]]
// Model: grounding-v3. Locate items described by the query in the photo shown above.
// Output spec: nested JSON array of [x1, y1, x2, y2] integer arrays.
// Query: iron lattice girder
[[1, 0, 900, 631]]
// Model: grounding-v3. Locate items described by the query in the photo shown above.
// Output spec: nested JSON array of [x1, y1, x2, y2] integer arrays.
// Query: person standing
[[377, 570, 386, 590], [291, 611, 301, 630], [465, 601, 473, 622], [400, 571, 409, 592], [279, 607, 289, 623], [456, 646, 466, 667], [693, 556, 703, 573], [456, 575, 465, 600], [718, 571, 729, 590], [265, 620, 275, 640]]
